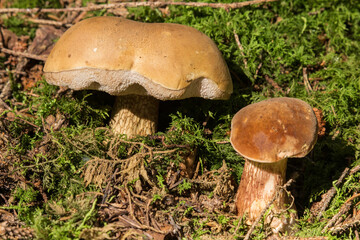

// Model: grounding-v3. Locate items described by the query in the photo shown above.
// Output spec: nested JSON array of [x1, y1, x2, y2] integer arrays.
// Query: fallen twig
[[26, 18, 73, 28], [233, 30, 248, 69], [0, 0, 278, 14], [0, 69, 26, 75], [317, 167, 350, 219], [254, 61, 262, 80], [329, 219, 360, 234], [0, 102, 40, 129], [321, 202, 352, 233], [355, 229, 360, 240], [0, 47, 47, 61], [118, 209, 166, 234], [349, 165, 360, 175], [303, 67, 313, 93], [280, 237, 328, 240], [264, 75, 285, 94], [345, 193, 360, 204]]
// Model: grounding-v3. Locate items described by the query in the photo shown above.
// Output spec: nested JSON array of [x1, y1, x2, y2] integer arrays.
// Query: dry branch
[[329, 219, 360, 234], [26, 18, 73, 28], [316, 167, 350, 219], [0, 47, 47, 61], [0, 69, 26, 75], [0, 0, 278, 14], [349, 165, 360, 175], [321, 202, 352, 233]]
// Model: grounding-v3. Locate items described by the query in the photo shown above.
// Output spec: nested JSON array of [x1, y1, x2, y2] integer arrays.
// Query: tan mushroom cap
[[43, 16, 232, 100], [230, 97, 318, 163]]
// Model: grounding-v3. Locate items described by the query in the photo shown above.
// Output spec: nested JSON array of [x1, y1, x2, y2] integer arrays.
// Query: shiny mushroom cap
[[230, 97, 318, 163], [43, 16, 232, 100]]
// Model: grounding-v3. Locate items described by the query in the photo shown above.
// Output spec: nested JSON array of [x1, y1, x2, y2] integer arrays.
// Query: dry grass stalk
[[233, 30, 248, 69], [303, 67, 313, 93]]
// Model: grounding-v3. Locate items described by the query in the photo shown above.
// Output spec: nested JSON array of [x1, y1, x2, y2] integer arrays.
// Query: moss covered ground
[[0, 0, 360, 239]]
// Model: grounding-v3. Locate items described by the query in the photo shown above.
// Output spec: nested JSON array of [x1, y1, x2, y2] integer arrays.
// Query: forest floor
[[0, 0, 360, 239]]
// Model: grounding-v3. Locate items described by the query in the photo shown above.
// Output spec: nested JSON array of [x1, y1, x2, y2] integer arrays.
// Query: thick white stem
[[110, 95, 159, 137], [236, 158, 288, 222], [236, 158, 297, 234]]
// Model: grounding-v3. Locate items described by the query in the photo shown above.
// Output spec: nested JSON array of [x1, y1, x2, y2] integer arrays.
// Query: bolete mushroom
[[43, 16, 232, 137], [230, 97, 318, 233]]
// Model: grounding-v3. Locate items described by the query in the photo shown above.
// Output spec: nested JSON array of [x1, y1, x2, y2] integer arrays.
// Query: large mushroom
[[43, 16, 232, 137], [230, 97, 318, 233]]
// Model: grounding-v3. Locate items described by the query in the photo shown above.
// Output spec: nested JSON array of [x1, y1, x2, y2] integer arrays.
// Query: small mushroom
[[230, 97, 318, 233], [43, 16, 232, 137]]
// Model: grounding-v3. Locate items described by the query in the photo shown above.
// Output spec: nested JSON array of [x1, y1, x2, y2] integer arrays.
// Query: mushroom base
[[110, 95, 159, 137], [235, 158, 297, 233]]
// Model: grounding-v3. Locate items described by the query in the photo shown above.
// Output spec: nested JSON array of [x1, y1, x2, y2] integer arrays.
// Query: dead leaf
[[21, 64, 43, 90], [28, 25, 64, 56], [0, 28, 18, 49], [313, 107, 326, 137]]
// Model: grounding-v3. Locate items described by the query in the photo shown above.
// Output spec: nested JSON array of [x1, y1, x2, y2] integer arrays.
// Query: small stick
[[0, 98, 11, 110], [233, 30, 248, 69], [345, 193, 360, 204], [317, 167, 349, 219], [355, 230, 360, 240], [1, 99, 40, 129], [309, 77, 324, 81], [329, 219, 360, 234], [334, 216, 344, 226], [0, 0, 278, 14], [254, 61, 262, 80], [0, 47, 47, 61], [349, 165, 360, 175], [303, 67, 313, 93], [321, 202, 352, 233], [0, 70, 26, 75], [26, 18, 73, 28], [243, 179, 294, 240], [264, 75, 285, 94]]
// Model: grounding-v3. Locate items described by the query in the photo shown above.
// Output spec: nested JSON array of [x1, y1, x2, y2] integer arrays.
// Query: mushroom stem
[[110, 95, 159, 137], [236, 158, 290, 223]]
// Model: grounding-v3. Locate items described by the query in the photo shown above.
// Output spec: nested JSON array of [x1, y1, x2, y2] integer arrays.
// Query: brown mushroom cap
[[230, 97, 318, 163], [43, 16, 232, 100]]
